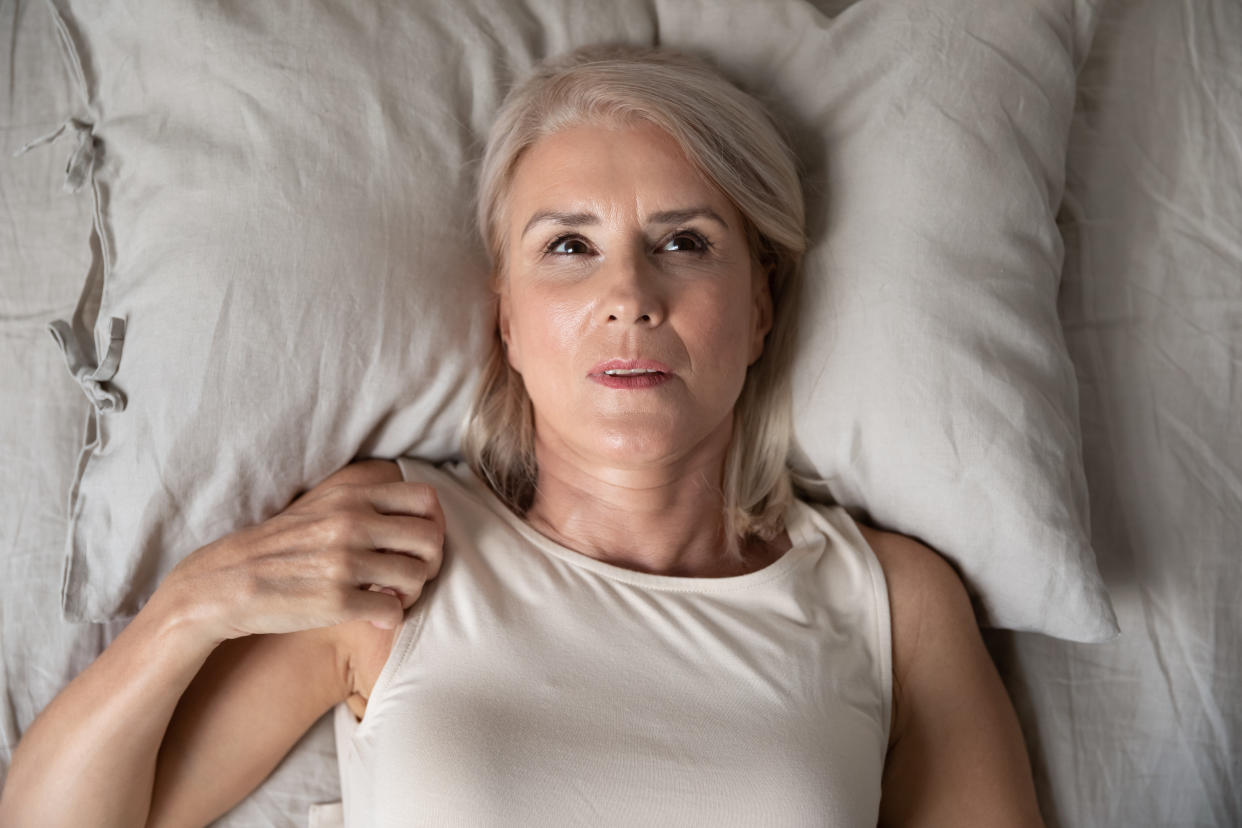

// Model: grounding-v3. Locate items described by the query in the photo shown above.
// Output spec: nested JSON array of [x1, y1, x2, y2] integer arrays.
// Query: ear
[[749, 261, 775, 366]]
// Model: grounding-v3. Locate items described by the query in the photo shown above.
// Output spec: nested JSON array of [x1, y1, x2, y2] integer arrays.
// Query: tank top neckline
[[442, 460, 817, 594]]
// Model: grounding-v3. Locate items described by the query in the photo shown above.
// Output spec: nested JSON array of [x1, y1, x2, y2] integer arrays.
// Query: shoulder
[[852, 519, 1044, 825], [853, 518, 974, 639], [850, 519, 978, 740], [854, 520, 973, 630]]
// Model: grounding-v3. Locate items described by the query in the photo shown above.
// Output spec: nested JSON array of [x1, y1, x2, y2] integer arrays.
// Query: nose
[[601, 252, 665, 327]]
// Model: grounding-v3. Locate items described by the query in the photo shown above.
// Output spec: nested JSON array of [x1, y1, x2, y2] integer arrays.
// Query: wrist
[[140, 578, 228, 654]]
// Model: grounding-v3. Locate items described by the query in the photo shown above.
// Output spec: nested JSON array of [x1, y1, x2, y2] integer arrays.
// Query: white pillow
[[37, 0, 1116, 641]]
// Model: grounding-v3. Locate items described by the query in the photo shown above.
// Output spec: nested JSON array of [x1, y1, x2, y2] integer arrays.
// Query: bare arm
[[864, 527, 1044, 827], [144, 617, 352, 825], [0, 589, 221, 827], [0, 459, 439, 828]]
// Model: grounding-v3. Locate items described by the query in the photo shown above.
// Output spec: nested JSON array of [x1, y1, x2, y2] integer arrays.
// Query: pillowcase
[[34, 0, 1117, 641]]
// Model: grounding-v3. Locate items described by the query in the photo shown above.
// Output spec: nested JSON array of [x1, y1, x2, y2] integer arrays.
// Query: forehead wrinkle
[[520, 205, 729, 241], [510, 123, 732, 242]]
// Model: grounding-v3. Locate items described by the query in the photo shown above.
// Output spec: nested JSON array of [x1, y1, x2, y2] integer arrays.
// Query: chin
[[589, 428, 683, 465]]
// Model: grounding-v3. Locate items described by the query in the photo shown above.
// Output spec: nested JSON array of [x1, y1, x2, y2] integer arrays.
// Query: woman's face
[[499, 118, 773, 471]]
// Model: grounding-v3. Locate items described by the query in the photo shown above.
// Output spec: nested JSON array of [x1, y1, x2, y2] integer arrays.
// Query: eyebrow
[[520, 206, 729, 240]]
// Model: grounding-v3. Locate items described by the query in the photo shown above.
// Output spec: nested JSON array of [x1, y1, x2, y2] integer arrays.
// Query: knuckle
[[395, 575, 423, 603], [308, 517, 338, 546], [324, 548, 356, 582], [307, 483, 348, 509], [414, 482, 437, 507], [408, 554, 429, 580], [326, 481, 357, 499], [324, 513, 358, 545]]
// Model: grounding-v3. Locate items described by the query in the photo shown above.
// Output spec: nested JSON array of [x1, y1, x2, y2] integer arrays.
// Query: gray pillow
[[32, 0, 1116, 641]]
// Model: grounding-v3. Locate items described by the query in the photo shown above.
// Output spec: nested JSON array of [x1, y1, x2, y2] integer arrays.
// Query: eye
[[541, 229, 715, 259], [543, 234, 593, 256], [661, 229, 713, 255]]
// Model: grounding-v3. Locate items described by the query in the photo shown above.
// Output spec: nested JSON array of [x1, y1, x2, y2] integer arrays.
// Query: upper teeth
[[604, 368, 661, 375]]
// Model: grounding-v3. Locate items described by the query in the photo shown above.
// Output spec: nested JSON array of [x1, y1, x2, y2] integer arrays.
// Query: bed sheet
[[983, 1, 1242, 825], [2, 0, 1238, 825]]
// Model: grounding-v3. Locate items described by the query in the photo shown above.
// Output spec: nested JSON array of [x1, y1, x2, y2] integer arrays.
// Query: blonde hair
[[462, 42, 808, 567]]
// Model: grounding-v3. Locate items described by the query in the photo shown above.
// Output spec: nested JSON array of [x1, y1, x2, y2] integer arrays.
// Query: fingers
[[360, 482, 446, 579], [307, 479, 447, 596], [365, 481, 446, 537], [360, 514, 444, 577], [345, 586, 404, 630], [354, 552, 431, 609]]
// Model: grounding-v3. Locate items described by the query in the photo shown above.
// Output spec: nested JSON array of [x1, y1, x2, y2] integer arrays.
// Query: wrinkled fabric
[[46, 315, 127, 413], [988, 1, 1242, 825], [11, 116, 97, 193]]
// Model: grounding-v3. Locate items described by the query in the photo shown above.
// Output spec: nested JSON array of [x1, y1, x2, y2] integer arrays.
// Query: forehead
[[507, 120, 727, 220]]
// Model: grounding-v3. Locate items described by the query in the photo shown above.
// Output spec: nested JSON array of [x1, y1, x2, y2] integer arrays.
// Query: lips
[[588, 358, 673, 377]]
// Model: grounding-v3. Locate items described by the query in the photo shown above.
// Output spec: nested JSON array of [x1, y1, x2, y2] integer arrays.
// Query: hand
[[156, 473, 445, 645]]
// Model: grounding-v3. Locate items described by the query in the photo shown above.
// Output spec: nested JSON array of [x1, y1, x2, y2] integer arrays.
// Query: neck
[[523, 415, 783, 578]]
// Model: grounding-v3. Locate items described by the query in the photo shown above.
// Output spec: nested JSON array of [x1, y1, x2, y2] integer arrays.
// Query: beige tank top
[[331, 456, 892, 826]]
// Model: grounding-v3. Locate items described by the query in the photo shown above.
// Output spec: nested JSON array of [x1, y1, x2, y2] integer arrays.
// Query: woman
[[0, 44, 1044, 826]]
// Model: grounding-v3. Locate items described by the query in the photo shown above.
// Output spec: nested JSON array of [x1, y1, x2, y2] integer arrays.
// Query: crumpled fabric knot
[[12, 116, 97, 193], [48, 316, 128, 414]]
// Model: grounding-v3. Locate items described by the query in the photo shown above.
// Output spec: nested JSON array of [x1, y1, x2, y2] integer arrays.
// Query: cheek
[[511, 289, 585, 379], [707, 293, 759, 404], [540, 299, 586, 355], [694, 285, 754, 361]]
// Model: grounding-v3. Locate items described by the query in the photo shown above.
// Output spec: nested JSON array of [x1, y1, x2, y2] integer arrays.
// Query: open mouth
[[590, 371, 671, 389]]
